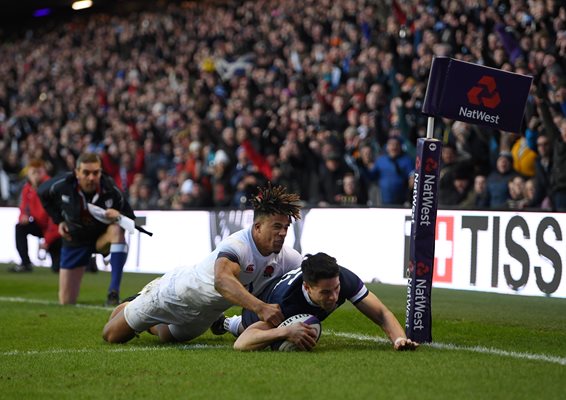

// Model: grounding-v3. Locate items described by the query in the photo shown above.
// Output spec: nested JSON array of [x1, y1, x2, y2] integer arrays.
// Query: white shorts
[[123, 274, 230, 342]]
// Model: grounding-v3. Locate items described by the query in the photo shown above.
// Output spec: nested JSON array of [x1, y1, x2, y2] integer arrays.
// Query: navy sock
[[108, 243, 128, 293]]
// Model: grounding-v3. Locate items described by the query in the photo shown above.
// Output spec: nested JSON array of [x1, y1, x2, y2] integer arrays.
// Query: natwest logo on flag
[[467, 76, 501, 109], [421, 57, 532, 133]]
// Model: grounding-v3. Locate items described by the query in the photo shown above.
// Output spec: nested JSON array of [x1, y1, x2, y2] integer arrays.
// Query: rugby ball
[[271, 314, 322, 352]]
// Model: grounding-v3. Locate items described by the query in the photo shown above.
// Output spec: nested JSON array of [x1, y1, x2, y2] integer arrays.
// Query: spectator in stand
[[355, 142, 380, 206], [230, 146, 257, 194], [439, 143, 460, 190], [334, 172, 367, 206], [487, 152, 519, 209], [316, 150, 354, 207], [322, 95, 349, 133], [142, 138, 167, 187], [271, 139, 302, 197], [155, 168, 177, 210], [210, 149, 233, 207], [522, 178, 538, 210], [129, 180, 159, 210], [532, 134, 553, 209], [11, 160, 62, 273], [115, 151, 143, 194], [439, 166, 473, 208], [509, 128, 538, 179], [239, 130, 273, 182], [469, 175, 491, 210], [364, 136, 414, 206], [218, 127, 238, 169], [182, 180, 213, 209], [449, 121, 491, 177], [505, 175, 528, 210]]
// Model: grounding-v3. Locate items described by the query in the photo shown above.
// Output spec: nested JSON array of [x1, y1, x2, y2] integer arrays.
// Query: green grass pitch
[[0, 264, 565, 400]]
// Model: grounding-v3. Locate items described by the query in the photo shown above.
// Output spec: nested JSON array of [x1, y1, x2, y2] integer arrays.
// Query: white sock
[[226, 315, 242, 337]]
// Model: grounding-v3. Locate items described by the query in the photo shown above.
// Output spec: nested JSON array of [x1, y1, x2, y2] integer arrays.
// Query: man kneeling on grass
[[212, 252, 419, 351]]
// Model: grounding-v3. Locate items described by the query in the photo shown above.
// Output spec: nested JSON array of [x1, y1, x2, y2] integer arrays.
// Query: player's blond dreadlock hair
[[251, 183, 302, 222]]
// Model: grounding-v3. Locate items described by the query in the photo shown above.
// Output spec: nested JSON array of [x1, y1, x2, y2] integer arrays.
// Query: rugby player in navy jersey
[[216, 252, 418, 351]]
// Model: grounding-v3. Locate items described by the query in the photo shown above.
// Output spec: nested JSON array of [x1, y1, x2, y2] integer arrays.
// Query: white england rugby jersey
[[165, 226, 302, 312]]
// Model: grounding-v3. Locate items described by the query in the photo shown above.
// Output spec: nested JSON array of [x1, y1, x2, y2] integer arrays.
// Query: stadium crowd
[[0, 0, 565, 211]]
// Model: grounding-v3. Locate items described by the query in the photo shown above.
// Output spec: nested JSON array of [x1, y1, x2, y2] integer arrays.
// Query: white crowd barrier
[[1, 207, 564, 299]]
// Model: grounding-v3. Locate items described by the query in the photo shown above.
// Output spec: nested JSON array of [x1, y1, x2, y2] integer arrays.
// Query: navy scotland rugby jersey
[[242, 266, 369, 328]]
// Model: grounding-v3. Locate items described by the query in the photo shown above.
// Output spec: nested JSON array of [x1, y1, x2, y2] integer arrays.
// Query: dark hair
[[251, 183, 302, 222], [76, 152, 102, 169], [301, 253, 340, 285]]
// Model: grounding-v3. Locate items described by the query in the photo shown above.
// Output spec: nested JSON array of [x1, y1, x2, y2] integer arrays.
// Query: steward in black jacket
[[38, 152, 137, 306]]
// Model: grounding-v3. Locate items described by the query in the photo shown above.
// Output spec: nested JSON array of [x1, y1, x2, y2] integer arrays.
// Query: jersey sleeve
[[341, 267, 369, 305], [216, 251, 239, 264], [215, 235, 246, 268]]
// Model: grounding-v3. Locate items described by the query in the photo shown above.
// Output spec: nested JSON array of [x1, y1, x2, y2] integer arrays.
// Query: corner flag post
[[404, 57, 532, 343], [405, 118, 441, 343]]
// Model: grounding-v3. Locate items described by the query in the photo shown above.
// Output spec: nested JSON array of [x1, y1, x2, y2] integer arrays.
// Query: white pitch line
[[328, 331, 566, 366], [0, 296, 110, 311], [2, 297, 565, 366], [1, 344, 229, 357]]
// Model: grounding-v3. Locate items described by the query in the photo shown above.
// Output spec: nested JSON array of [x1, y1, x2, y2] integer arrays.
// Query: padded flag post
[[405, 133, 441, 343]]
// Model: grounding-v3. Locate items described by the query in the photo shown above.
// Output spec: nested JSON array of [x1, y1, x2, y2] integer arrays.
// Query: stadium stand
[[0, 0, 564, 210]]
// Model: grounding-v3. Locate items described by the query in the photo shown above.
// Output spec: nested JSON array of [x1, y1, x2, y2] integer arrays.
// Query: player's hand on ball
[[394, 337, 419, 351], [257, 303, 284, 326], [284, 323, 318, 351]]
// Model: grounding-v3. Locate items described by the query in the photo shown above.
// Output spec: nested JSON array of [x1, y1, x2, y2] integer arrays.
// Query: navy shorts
[[60, 244, 96, 269]]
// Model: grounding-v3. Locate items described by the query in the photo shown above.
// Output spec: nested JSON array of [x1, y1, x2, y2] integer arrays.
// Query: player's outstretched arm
[[214, 257, 284, 326], [355, 292, 419, 351], [234, 321, 317, 351]]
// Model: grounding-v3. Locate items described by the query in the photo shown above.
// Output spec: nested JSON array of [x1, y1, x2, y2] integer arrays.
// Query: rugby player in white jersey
[[102, 185, 303, 343]]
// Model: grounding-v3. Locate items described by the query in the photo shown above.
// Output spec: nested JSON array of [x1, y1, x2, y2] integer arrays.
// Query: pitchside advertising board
[[0, 207, 564, 298]]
